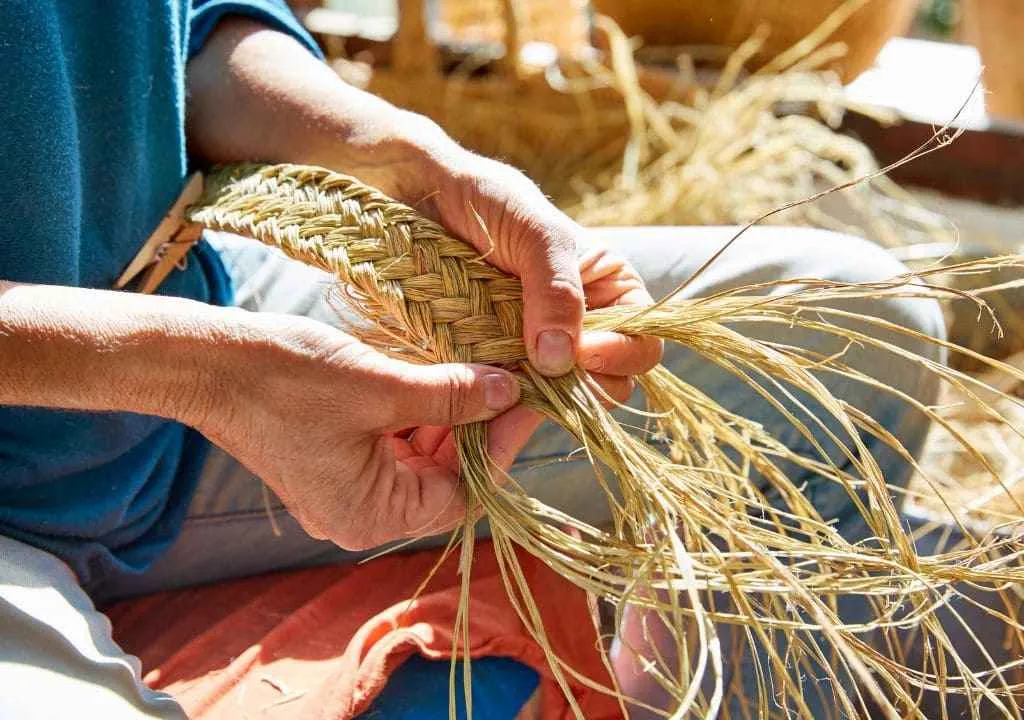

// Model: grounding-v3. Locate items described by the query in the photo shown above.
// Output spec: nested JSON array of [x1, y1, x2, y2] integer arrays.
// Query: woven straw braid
[[189, 164, 526, 366]]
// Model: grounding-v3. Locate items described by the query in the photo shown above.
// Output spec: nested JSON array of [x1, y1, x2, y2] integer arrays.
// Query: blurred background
[[291, 0, 1023, 120]]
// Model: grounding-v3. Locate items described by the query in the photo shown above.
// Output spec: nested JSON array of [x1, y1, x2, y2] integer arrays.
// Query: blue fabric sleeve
[[189, 0, 324, 60]]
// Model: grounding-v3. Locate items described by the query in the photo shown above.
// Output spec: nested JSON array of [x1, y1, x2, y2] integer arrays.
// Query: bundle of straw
[[186, 163, 1024, 718], [554, 14, 945, 248]]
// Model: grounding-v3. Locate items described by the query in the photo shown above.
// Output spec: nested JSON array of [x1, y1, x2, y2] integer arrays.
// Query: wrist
[[311, 108, 466, 203], [180, 308, 354, 436], [156, 304, 259, 430], [0, 283, 251, 426], [165, 304, 298, 432], [85, 299, 261, 430]]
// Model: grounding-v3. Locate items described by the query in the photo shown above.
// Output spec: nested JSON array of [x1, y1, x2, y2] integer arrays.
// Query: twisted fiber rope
[[189, 164, 527, 367]]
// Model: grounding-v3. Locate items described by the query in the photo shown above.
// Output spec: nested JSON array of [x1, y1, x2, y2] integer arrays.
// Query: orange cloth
[[107, 542, 623, 719]]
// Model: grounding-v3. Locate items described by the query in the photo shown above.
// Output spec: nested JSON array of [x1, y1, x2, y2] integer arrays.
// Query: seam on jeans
[[181, 506, 292, 526]]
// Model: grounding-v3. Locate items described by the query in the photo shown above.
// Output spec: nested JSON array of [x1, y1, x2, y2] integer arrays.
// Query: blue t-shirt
[[0, 1, 320, 587]]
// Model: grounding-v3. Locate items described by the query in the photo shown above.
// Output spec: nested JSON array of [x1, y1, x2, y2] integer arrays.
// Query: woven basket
[[590, 0, 917, 82]]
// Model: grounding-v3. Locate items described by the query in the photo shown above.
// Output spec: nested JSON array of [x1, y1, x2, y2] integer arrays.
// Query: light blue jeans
[[0, 227, 976, 718]]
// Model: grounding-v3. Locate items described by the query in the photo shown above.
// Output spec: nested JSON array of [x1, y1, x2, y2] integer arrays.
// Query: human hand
[[322, 138, 667, 474], [190, 233, 664, 551], [188, 16, 661, 399], [392, 149, 665, 451], [476, 242, 668, 458], [191, 312, 527, 550]]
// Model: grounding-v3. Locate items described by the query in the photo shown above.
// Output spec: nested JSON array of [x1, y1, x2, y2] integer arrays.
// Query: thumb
[[516, 221, 585, 378], [381, 361, 521, 429]]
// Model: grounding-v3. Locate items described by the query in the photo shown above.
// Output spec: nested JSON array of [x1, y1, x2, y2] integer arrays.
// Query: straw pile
[[551, 15, 940, 249], [334, 1, 948, 248], [909, 367, 1024, 527], [186, 163, 1024, 719], [878, 239, 1024, 532], [907, 277, 1024, 529]]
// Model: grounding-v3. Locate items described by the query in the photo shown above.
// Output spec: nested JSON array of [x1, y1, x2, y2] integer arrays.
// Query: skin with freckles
[[0, 17, 663, 551]]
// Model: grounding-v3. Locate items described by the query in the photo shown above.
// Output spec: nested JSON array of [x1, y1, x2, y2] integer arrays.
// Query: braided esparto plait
[[189, 164, 527, 366]]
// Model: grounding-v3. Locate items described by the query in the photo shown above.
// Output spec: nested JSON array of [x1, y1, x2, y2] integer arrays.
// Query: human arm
[[185, 16, 663, 382], [0, 281, 523, 546]]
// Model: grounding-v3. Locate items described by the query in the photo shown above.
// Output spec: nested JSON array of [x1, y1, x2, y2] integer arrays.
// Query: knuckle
[[481, 161, 535, 195], [439, 369, 475, 424], [497, 165, 533, 189], [546, 276, 586, 309], [543, 223, 580, 258], [645, 338, 666, 368]]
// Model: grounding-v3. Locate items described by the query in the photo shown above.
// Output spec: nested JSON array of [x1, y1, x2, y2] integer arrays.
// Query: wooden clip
[[115, 173, 204, 294]]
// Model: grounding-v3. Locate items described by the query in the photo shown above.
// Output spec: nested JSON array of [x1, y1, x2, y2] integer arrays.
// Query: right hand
[[187, 312, 525, 551]]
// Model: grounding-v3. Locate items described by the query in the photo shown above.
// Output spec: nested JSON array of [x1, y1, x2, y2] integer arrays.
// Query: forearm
[[0, 281, 251, 424], [186, 16, 458, 202]]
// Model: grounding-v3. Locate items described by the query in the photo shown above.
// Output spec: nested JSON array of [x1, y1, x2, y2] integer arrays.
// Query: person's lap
[[0, 227, 954, 717], [97, 227, 946, 599]]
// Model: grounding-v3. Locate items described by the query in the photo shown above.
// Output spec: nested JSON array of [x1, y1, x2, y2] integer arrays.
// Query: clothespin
[[115, 173, 205, 294]]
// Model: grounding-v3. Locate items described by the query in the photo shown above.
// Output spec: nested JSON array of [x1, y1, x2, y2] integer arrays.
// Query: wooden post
[[394, 0, 438, 75], [963, 0, 1024, 120]]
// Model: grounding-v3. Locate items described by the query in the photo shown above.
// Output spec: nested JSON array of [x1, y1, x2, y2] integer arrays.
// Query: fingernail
[[483, 372, 518, 411], [535, 330, 575, 375]]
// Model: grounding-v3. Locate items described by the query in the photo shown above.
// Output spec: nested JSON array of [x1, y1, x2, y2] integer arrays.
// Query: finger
[[579, 245, 629, 283], [585, 277, 655, 310], [486, 405, 545, 471], [579, 331, 664, 376], [579, 246, 655, 307], [410, 426, 450, 457], [380, 360, 521, 429], [518, 223, 586, 377], [390, 435, 417, 461], [391, 460, 466, 537], [373, 438, 466, 544], [426, 405, 544, 478], [587, 373, 636, 407]]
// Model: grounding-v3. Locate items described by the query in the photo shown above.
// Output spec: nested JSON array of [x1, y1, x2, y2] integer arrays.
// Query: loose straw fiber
[[188, 164, 1024, 719]]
